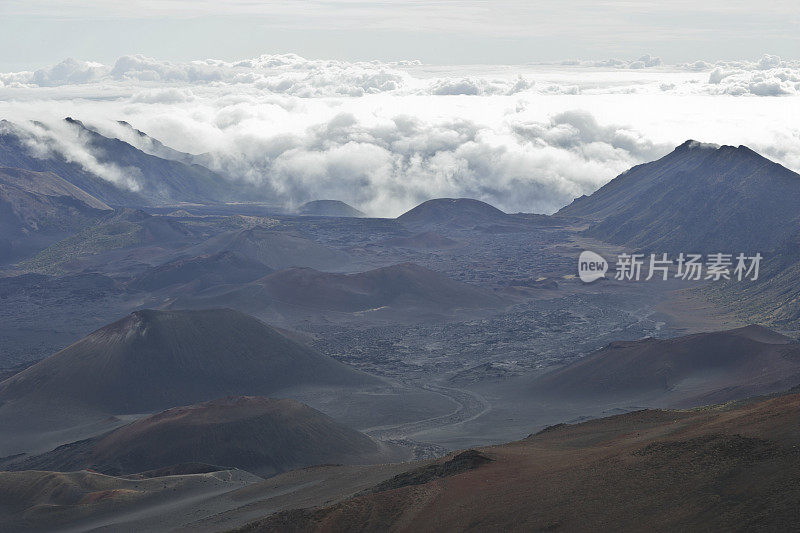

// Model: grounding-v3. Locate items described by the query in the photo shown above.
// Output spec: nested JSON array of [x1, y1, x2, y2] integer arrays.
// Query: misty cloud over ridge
[[0, 53, 798, 216]]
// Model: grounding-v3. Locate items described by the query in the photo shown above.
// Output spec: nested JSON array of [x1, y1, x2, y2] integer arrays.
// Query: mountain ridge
[[0, 166, 112, 261], [558, 140, 800, 253], [0, 118, 244, 207], [0, 119, 147, 206]]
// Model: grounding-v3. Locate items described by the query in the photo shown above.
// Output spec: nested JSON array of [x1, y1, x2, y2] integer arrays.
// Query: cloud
[[0, 58, 109, 87], [110, 55, 227, 83], [707, 55, 800, 96], [131, 87, 195, 104], [3, 53, 800, 98], [1, 119, 143, 191], [115, 109, 670, 217], [31, 58, 109, 86], [562, 55, 663, 69], [429, 76, 534, 96], [511, 110, 665, 160], [0, 52, 798, 217]]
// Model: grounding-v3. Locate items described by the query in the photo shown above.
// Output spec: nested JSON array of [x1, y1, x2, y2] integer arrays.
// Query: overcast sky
[[1, 0, 798, 70]]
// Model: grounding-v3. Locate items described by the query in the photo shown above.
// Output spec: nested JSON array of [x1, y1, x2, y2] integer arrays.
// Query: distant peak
[[109, 207, 151, 222], [397, 197, 507, 223], [735, 144, 759, 156], [63, 116, 85, 128], [675, 139, 719, 151], [297, 199, 364, 217], [673, 140, 762, 158], [122, 308, 246, 329], [117, 120, 148, 138], [726, 324, 793, 344]]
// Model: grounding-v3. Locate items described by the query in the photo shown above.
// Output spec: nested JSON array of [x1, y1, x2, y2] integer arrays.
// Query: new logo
[[578, 251, 608, 283]]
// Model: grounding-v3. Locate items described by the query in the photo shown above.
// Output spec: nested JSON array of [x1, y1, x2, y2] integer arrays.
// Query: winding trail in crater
[[364, 382, 491, 442]]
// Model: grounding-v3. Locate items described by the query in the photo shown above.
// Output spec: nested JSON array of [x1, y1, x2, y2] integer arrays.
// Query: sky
[[0, 2, 798, 216], [1, 1, 798, 70]]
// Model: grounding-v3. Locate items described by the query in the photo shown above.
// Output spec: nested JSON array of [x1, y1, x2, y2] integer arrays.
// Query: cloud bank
[[5, 53, 800, 97], [0, 54, 798, 216]]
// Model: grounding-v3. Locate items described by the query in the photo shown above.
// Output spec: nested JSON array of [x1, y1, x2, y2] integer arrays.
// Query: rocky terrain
[[0, 308, 380, 455], [235, 391, 800, 532], [1, 136, 799, 532]]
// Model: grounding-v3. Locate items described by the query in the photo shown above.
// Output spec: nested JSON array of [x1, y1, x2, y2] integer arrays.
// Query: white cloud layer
[[4, 53, 800, 97], [0, 54, 798, 216]]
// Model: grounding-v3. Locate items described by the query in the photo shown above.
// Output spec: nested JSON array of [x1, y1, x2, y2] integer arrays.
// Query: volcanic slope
[[0, 120, 146, 207], [128, 250, 272, 292], [18, 208, 192, 274], [194, 226, 349, 271], [0, 309, 377, 425], [397, 198, 510, 228], [297, 200, 365, 217], [235, 390, 800, 533], [0, 166, 111, 261], [706, 232, 800, 331], [558, 140, 800, 253], [0, 468, 260, 533], [529, 325, 800, 407], [0, 118, 236, 206], [8, 396, 392, 477], [169, 262, 507, 321]]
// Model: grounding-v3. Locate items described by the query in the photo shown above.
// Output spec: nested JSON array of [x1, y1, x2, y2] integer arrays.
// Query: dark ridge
[[123, 463, 227, 479], [633, 434, 781, 464], [360, 450, 493, 495], [532, 423, 569, 436], [230, 450, 494, 532]]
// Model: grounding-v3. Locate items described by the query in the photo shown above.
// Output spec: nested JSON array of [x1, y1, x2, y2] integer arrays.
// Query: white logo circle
[[578, 251, 608, 283]]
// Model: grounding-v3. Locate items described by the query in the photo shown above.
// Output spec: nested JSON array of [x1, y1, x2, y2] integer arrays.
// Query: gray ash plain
[[0, 208, 733, 453]]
